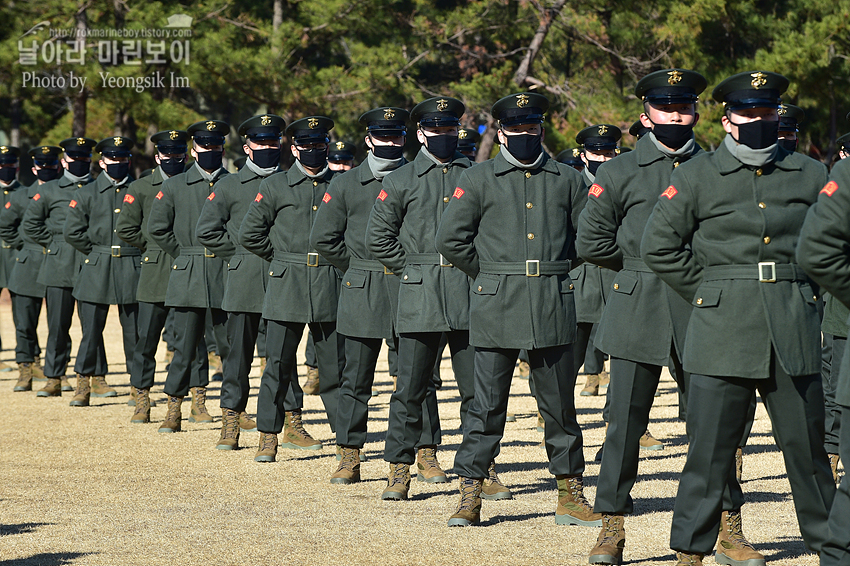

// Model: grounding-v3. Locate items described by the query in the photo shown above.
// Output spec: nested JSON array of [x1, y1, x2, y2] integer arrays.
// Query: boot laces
[[166, 396, 182, 421], [193, 388, 209, 414], [339, 448, 358, 471], [725, 511, 754, 549], [388, 463, 408, 487], [287, 411, 312, 439], [222, 410, 239, 439], [487, 462, 504, 485], [598, 515, 623, 545], [565, 477, 592, 509], [458, 479, 481, 510], [259, 433, 277, 451], [677, 552, 702, 565], [133, 389, 149, 413], [419, 447, 439, 467]]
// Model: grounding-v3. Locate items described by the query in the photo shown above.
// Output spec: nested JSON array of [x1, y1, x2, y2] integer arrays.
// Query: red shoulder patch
[[322, 192, 332, 203], [820, 181, 839, 197], [32, 193, 41, 201], [377, 189, 388, 201], [588, 184, 604, 198], [254, 192, 263, 202], [207, 192, 215, 201], [661, 185, 678, 200], [155, 191, 164, 200], [69, 199, 77, 208], [123, 194, 135, 204], [453, 187, 464, 199], [4, 202, 10, 209]]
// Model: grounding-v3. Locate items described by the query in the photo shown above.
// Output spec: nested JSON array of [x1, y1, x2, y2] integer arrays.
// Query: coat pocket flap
[[343, 270, 367, 288], [612, 273, 637, 294], [401, 265, 423, 284], [693, 286, 721, 307], [82, 253, 98, 266], [143, 250, 161, 264], [268, 260, 286, 278], [473, 275, 500, 295], [172, 255, 190, 270], [228, 255, 242, 270]]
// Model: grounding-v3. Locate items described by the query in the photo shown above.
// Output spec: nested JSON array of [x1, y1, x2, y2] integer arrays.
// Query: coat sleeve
[[365, 178, 406, 273], [435, 170, 480, 280], [22, 190, 53, 247], [640, 168, 702, 302], [576, 168, 623, 271], [798, 160, 850, 308], [147, 185, 181, 258], [310, 180, 351, 272], [0, 196, 23, 250], [63, 189, 93, 255], [238, 184, 275, 262], [568, 169, 588, 267], [196, 190, 236, 260], [115, 185, 147, 251]]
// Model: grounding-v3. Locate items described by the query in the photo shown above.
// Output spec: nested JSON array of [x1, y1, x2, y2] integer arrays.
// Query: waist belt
[[92, 245, 141, 258], [702, 263, 808, 283], [275, 251, 332, 267], [622, 257, 653, 273], [406, 253, 453, 267], [349, 258, 393, 275], [180, 246, 216, 258], [479, 260, 571, 277], [23, 243, 46, 254]]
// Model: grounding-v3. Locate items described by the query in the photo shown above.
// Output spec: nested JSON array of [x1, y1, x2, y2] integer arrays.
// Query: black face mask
[[779, 138, 797, 152], [66, 160, 90, 177], [504, 133, 542, 162], [299, 147, 327, 169], [372, 145, 404, 160], [196, 150, 223, 172], [106, 162, 130, 180], [160, 157, 185, 177], [0, 168, 16, 183], [252, 148, 281, 169], [424, 134, 458, 160], [649, 120, 694, 150], [37, 167, 59, 182], [585, 159, 603, 176], [732, 119, 779, 150]]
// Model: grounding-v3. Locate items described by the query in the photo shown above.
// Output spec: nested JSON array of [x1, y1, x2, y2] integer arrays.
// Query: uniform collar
[[357, 161, 377, 185], [636, 134, 703, 166], [151, 167, 166, 186], [0, 180, 20, 191], [493, 150, 559, 176], [239, 163, 263, 183], [412, 148, 471, 177], [714, 141, 801, 174]]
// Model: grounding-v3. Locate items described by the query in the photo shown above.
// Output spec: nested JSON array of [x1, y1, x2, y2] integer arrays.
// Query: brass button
[[144, 256, 148, 261], [269, 271, 274, 276], [814, 295, 819, 301], [313, 181, 318, 187], [114, 208, 121, 213], [346, 281, 351, 286], [85, 259, 89, 263], [756, 168, 763, 177], [477, 285, 483, 292], [526, 202, 533, 209], [673, 162, 680, 168], [758, 202, 766, 209], [527, 233, 534, 240], [763, 236, 771, 244], [78, 183, 83, 188], [613, 283, 619, 290], [47, 249, 51, 253], [209, 182, 214, 187], [696, 297, 703, 305], [173, 265, 177, 269], [116, 188, 120, 192], [312, 205, 318, 211], [442, 167, 448, 174], [443, 197, 450, 203], [525, 171, 531, 179], [403, 275, 409, 280], [569, 283, 574, 290]]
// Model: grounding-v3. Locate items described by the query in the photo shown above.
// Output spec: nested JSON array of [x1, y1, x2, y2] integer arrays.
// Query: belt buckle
[[440, 254, 452, 267], [526, 259, 540, 277], [204, 248, 215, 258], [758, 261, 776, 283], [111, 245, 121, 257], [383, 265, 393, 275], [307, 252, 319, 267]]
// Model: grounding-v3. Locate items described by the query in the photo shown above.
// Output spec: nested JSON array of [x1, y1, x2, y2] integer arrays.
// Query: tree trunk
[[10, 97, 21, 147], [512, 0, 567, 88], [476, 117, 497, 163], [71, 2, 88, 137]]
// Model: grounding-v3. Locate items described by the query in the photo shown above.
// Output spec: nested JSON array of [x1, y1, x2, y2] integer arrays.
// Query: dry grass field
[[0, 296, 837, 565]]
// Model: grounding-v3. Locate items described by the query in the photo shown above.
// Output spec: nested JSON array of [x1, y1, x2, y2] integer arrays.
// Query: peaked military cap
[[712, 71, 788, 110], [555, 147, 584, 167], [96, 136, 134, 157], [187, 120, 230, 145], [286, 116, 334, 144], [411, 97, 465, 127], [359, 108, 409, 136], [629, 120, 651, 139], [0, 145, 20, 164], [151, 130, 190, 153], [328, 140, 355, 162], [457, 128, 480, 148], [778, 104, 805, 133], [576, 124, 621, 151], [492, 92, 549, 126], [60, 137, 97, 158], [239, 115, 286, 140], [838, 132, 850, 152], [635, 69, 706, 105], [28, 145, 62, 165]]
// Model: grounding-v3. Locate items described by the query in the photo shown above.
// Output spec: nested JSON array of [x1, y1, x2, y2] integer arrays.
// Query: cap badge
[[598, 125, 609, 135], [516, 94, 530, 108], [572, 148, 581, 157], [261, 115, 271, 126], [42, 146, 50, 154], [169, 130, 179, 140], [778, 105, 787, 115], [114, 137, 123, 146], [308, 118, 319, 129], [205, 121, 216, 131], [436, 99, 449, 112], [77, 138, 86, 146], [458, 130, 468, 139], [750, 72, 768, 90], [383, 108, 396, 120], [0, 147, 7, 154], [335, 141, 345, 150], [667, 70, 683, 85]]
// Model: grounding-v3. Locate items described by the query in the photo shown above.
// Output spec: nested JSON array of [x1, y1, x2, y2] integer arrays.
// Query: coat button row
[[756, 168, 763, 176], [526, 202, 533, 209], [527, 233, 534, 240], [114, 208, 121, 213], [313, 205, 318, 211], [346, 281, 351, 286], [443, 197, 450, 203], [442, 167, 448, 174], [525, 171, 531, 179], [613, 283, 619, 290], [313, 181, 318, 187], [115, 188, 120, 192], [269, 271, 274, 276], [85, 258, 89, 263], [673, 162, 680, 168]]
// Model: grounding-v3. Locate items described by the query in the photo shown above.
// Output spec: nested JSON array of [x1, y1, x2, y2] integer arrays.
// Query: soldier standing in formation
[[0, 145, 21, 374]]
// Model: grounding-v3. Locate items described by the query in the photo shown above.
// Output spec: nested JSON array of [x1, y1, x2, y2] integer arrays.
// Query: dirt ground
[[0, 295, 838, 565]]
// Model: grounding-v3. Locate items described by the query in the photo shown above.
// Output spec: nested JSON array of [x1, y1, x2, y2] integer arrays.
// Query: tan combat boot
[[675, 552, 704, 566], [0, 359, 13, 372], [589, 514, 626, 565], [208, 352, 223, 381], [715, 510, 765, 566], [598, 371, 610, 392], [31, 356, 46, 381], [517, 360, 530, 378], [481, 460, 512, 500], [828, 453, 840, 484], [36, 378, 62, 397], [255, 432, 278, 462], [90, 375, 117, 397], [303, 366, 320, 395], [555, 475, 602, 526], [280, 410, 322, 450], [69, 374, 91, 407], [14, 363, 34, 392], [331, 446, 361, 484], [60, 376, 73, 391], [238, 412, 258, 432], [158, 396, 183, 432], [736, 448, 744, 483], [447, 477, 483, 526], [381, 462, 411, 500], [188, 387, 213, 423], [416, 446, 448, 483], [639, 429, 663, 451], [130, 388, 151, 424], [216, 409, 240, 450], [581, 373, 601, 396]]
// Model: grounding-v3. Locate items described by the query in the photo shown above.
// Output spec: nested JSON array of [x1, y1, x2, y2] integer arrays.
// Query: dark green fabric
[[0, 179, 23, 287], [0, 183, 46, 298]]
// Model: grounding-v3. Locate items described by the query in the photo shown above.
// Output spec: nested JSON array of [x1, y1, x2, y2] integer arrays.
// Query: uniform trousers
[[454, 344, 584, 479], [204, 308, 229, 357], [823, 333, 844, 455], [74, 301, 137, 376], [43, 287, 75, 378], [304, 330, 317, 368], [163, 307, 227, 397], [162, 308, 176, 351], [131, 301, 207, 390], [574, 322, 605, 377], [670, 360, 835, 555], [820, 406, 850, 566], [10, 292, 42, 363], [384, 331, 474, 464], [257, 320, 343, 434]]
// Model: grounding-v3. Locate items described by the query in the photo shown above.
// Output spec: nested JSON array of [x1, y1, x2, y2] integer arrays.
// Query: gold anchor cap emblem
[[458, 130, 468, 139], [335, 141, 345, 150], [41, 147, 50, 154], [77, 138, 86, 146], [260, 115, 271, 126], [516, 94, 530, 108], [667, 70, 683, 85], [169, 130, 179, 140], [598, 125, 609, 135], [436, 99, 449, 112], [572, 148, 581, 157], [114, 137, 123, 146], [205, 121, 216, 131], [750, 72, 768, 89], [0, 147, 7, 154], [307, 118, 319, 129], [383, 108, 396, 120], [778, 105, 787, 115]]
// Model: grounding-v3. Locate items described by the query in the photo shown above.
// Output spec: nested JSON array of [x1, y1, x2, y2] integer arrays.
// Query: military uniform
[[641, 71, 835, 560], [0, 146, 23, 342], [797, 157, 850, 566]]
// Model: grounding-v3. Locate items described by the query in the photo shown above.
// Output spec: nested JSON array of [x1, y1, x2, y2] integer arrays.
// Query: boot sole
[[91, 392, 117, 398], [417, 473, 449, 483], [330, 476, 360, 485], [36, 391, 59, 396], [254, 455, 276, 462], [580, 390, 598, 396], [61, 385, 74, 391], [639, 444, 664, 451], [589, 553, 622, 565], [130, 419, 150, 424], [371, 388, 379, 397], [381, 491, 408, 501], [506, 414, 516, 422], [158, 427, 180, 433], [481, 490, 513, 501], [239, 427, 258, 433], [188, 417, 214, 423], [556, 515, 603, 527], [715, 554, 766, 566], [279, 442, 322, 450], [447, 517, 477, 527], [15, 387, 34, 392], [69, 401, 90, 406], [537, 426, 545, 432]]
